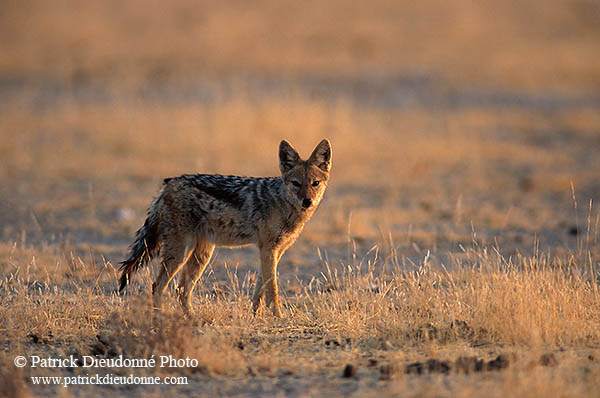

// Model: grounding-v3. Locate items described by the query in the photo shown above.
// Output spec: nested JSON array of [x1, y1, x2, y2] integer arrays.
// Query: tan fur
[[119, 139, 332, 317]]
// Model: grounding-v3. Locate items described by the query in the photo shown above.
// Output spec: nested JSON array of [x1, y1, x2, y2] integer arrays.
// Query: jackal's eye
[[312, 180, 320, 187], [290, 180, 301, 188]]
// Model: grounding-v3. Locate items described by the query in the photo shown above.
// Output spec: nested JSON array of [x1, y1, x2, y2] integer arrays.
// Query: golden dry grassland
[[1, 1, 600, 397]]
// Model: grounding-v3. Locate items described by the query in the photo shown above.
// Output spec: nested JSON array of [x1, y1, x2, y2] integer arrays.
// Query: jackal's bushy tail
[[118, 207, 160, 293]]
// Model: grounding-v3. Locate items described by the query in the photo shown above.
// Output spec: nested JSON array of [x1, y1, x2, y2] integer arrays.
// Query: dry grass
[[1, 242, 599, 397]]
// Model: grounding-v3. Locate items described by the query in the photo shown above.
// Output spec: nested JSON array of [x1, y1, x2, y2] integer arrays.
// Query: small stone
[[405, 362, 424, 375], [343, 364, 357, 378], [29, 333, 50, 344], [487, 354, 511, 371], [540, 353, 558, 367], [279, 367, 294, 376], [106, 348, 120, 358], [518, 177, 534, 192], [455, 356, 484, 374], [96, 333, 111, 347], [426, 359, 451, 374], [90, 342, 107, 356]]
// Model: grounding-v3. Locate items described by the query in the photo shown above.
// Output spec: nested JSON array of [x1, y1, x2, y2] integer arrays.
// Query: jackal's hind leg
[[177, 240, 215, 315], [152, 236, 195, 311]]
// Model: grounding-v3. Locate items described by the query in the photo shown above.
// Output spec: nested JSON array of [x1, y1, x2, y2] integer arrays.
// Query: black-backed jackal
[[119, 139, 332, 317]]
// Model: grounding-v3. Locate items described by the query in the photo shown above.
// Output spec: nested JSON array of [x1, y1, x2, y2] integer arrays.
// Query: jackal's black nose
[[302, 198, 312, 209]]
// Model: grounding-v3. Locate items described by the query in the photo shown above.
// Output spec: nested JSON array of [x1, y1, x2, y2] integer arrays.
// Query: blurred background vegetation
[[0, 0, 599, 264], [1, 0, 599, 89]]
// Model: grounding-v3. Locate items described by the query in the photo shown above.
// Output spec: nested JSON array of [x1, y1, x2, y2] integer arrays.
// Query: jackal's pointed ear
[[308, 139, 332, 172], [279, 140, 301, 174]]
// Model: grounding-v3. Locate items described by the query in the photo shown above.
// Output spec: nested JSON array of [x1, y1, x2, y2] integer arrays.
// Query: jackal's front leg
[[257, 248, 283, 317]]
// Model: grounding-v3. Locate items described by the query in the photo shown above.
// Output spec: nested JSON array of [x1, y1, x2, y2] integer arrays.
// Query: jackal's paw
[[272, 307, 284, 318]]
